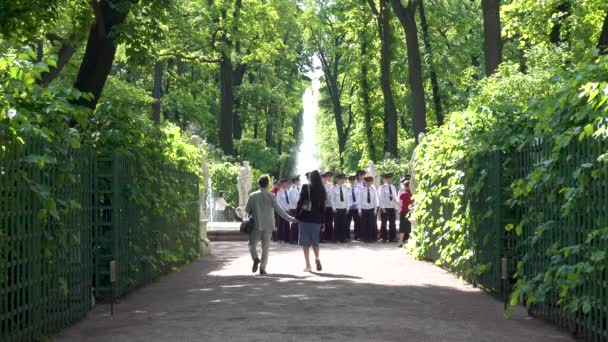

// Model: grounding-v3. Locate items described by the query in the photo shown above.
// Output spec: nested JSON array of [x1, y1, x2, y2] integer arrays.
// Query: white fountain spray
[[295, 57, 323, 181]]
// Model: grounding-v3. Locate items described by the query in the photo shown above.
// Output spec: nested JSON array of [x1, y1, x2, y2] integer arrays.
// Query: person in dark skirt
[[296, 170, 326, 272], [399, 177, 414, 247], [357, 176, 378, 242]]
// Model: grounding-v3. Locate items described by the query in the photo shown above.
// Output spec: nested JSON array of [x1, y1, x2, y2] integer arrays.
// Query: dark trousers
[[334, 209, 348, 242], [277, 217, 291, 242], [289, 209, 299, 244], [380, 208, 397, 242], [399, 211, 411, 241], [347, 209, 359, 240], [360, 209, 376, 242], [272, 212, 279, 241], [323, 207, 334, 241]]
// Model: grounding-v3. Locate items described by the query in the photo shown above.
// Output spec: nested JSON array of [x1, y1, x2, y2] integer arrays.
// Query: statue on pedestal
[[366, 160, 380, 188], [237, 161, 252, 212]]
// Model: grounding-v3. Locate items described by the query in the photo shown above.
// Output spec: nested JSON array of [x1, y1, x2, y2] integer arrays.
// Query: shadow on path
[[53, 242, 572, 342]]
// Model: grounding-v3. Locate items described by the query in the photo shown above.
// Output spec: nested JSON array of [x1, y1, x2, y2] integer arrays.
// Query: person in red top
[[398, 177, 414, 247]]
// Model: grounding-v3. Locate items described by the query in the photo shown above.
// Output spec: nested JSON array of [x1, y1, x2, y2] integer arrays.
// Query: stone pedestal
[[200, 219, 211, 256]]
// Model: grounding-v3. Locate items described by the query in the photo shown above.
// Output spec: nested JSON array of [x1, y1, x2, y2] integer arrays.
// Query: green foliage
[[412, 53, 608, 317], [0, 49, 89, 228], [208, 160, 262, 207], [507, 55, 608, 314], [237, 138, 280, 172]]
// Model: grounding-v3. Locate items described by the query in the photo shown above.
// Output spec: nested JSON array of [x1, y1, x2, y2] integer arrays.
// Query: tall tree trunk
[[368, 0, 399, 156], [231, 0, 245, 141], [481, 0, 501, 76], [360, 22, 377, 162], [36, 40, 43, 62], [277, 112, 285, 155], [318, 49, 347, 167], [418, 0, 443, 126], [152, 60, 163, 124], [265, 106, 275, 147], [74, 0, 131, 109], [327, 74, 346, 165], [38, 42, 76, 86], [253, 112, 259, 139], [599, 11, 608, 54], [391, 0, 427, 143], [550, 2, 571, 45], [219, 56, 234, 155], [232, 66, 246, 140]]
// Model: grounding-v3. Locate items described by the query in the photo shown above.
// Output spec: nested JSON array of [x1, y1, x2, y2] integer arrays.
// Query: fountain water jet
[[295, 58, 323, 180]]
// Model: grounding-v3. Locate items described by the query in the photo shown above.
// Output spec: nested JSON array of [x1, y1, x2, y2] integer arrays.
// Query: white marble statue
[[237, 161, 252, 211], [366, 160, 380, 188]]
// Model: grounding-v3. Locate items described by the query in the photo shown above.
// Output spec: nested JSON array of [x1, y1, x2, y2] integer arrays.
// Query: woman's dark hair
[[302, 170, 326, 209], [258, 175, 270, 188]]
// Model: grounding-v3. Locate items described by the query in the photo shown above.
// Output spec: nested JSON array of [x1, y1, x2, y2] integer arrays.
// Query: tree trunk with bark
[[265, 105, 275, 148], [368, 0, 399, 156], [391, 0, 427, 143], [481, 0, 501, 76], [360, 20, 377, 162], [219, 56, 235, 155], [599, 11, 608, 54], [317, 42, 349, 167], [36, 40, 43, 62], [550, 2, 571, 45], [74, 0, 132, 109], [232, 65, 246, 140], [152, 60, 163, 124], [418, 0, 443, 126]]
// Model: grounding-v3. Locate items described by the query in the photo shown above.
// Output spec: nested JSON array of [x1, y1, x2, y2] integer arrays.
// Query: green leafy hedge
[[411, 53, 608, 317]]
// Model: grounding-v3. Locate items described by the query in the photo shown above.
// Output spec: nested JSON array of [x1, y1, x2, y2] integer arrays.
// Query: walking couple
[[245, 171, 327, 274]]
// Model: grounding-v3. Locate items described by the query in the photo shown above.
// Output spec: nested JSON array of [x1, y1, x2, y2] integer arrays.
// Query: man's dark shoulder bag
[[240, 217, 255, 234]]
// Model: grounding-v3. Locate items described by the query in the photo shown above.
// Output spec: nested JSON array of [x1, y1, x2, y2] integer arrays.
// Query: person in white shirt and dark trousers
[[287, 175, 301, 244], [346, 175, 360, 241], [276, 178, 291, 243], [214, 191, 228, 222], [379, 173, 399, 242], [358, 176, 379, 242], [331, 174, 350, 243], [322, 172, 335, 242]]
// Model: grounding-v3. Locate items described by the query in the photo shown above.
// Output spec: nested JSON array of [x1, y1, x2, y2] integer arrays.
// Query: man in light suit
[[246, 175, 296, 275]]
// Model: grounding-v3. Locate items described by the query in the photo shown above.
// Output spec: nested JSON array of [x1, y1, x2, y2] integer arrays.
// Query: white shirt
[[324, 183, 334, 208], [358, 186, 379, 210], [215, 197, 228, 211], [287, 185, 300, 210], [348, 186, 360, 210], [379, 183, 399, 209], [276, 188, 291, 211], [331, 184, 350, 210]]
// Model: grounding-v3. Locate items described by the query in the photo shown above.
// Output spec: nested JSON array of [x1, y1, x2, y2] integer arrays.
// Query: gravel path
[[53, 242, 571, 342]]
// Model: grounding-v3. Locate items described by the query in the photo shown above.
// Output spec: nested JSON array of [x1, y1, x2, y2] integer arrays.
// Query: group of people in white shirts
[[272, 170, 413, 247]]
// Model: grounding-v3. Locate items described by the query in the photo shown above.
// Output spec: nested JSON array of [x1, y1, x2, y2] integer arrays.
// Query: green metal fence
[[1, 142, 93, 342], [93, 153, 200, 299], [1, 145, 200, 341], [514, 139, 608, 341], [444, 140, 608, 340]]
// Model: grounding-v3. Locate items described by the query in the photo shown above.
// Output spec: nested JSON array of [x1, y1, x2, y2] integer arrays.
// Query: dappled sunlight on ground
[[53, 242, 571, 342], [209, 241, 478, 291]]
